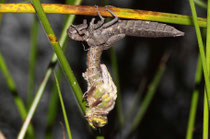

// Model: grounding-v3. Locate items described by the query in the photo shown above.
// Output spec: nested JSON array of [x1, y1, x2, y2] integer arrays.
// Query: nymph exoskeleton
[[67, 6, 184, 129], [67, 6, 184, 50]]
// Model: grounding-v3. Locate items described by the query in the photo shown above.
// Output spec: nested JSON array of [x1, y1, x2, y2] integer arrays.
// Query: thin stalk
[[194, 0, 207, 9], [18, 0, 83, 138], [189, 0, 210, 108], [130, 63, 164, 131], [54, 72, 72, 139], [128, 51, 170, 136], [45, 39, 70, 138], [45, 1, 72, 138], [0, 4, 207, 27], [45, 68, 62, 139], [19, 69, 51, 139], [186, 90, 199, 139], [202, 0, 210, 138], [27, 15, 39, 108], [96, 136, 104, 139], [0, 52, 35, 138], [203, 92, 209, 139], [110, 47, 123, 127], [0, 0, 5, 24], [124, 78, 147, 123], [206, 0, 210, 70], [0, 0, 35, 137], [204, 95, 209, 138], [186, 57, 202, 139]]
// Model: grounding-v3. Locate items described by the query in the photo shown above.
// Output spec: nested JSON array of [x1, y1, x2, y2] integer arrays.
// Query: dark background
[[0, 0, 206, 138]]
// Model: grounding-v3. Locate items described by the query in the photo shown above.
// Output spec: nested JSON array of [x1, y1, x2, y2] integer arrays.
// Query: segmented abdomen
[[83, 47, 117, 110], [105, 20, 184, 37], [83, 47, 103, 87], [83, 47, 117, 128]]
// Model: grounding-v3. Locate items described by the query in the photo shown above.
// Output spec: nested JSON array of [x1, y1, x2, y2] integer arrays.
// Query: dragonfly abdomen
[[114, 20, 184, 37]]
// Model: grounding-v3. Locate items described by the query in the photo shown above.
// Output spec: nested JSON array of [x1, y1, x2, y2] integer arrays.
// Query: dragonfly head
[[85, 109, 107, 129], [67, 19, 88, 41]]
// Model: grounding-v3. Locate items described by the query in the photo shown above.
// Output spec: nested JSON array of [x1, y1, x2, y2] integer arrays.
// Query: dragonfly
[[67, 6, 184, 129]]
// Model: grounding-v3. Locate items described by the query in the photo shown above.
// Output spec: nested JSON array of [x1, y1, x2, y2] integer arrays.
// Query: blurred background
[[0, 0, 206, 138]]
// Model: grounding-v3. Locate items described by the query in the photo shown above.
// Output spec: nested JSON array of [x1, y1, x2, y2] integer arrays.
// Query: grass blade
[[96, 136, 104, 139], [0, 52, 35, 138], [127, 51, 170, 137], [27, 15, 39, 108], [0, 0, 5, 24], [124, 78, 147, 124], [45, 0, 76, 137], [194, 0, 207, 9], [203, 92, 209, 139], [28, 0, 85, 110], [189, 0, 210, 108], [54, 71, 72, 139], [202, 0, 210, 138], [186, 57, 202, 139], [0, 4, 207, 27], [110, 47, 124, 127], [17, 0, 84, 138], [0, 0, 35, 137], [45, 68, 62, 139]]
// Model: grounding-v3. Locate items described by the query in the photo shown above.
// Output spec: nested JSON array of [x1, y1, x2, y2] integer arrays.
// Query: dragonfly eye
[[69, 25, 80, 34], [67, 26, 86, 41], [71, 28, 77, 34], [92, 121, 100, 127]]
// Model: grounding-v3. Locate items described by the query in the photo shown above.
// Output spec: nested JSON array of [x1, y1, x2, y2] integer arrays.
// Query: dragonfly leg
[[96, 5, 105, 22], [88, 18, 96, 32], [71, 24, 86, 35], [102, 6, 119, 28], [89, 5, 105, 30], [104, 34, 125, 50], [82, 91, 88, 102]]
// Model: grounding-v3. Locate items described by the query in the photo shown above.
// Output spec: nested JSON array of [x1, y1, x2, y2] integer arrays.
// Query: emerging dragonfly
[[67, 6, 184, 129]]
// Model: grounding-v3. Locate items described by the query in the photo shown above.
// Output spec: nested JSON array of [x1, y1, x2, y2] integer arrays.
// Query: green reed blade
[[128, 51, 170, 137], [0, 52, 35, 138], [18, 0, 83, 138], [27, 15, 39, 108], [189, 0, 210, 108], [54, 71, 72, 139], [110, 47, 124, 127], [186, 56, 201, 139], [194, 0, 207, 9]]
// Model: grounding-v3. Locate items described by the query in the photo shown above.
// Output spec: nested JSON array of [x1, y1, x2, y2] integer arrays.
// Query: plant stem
[[189, 0, 210, 108], [124, 78, 147, 124], [194, 0, 207, 9], [0, 4, 207, 27], [202, 0, 210, 138], [27, 15, 38, 108], [128, 51, 170, 136], [0, 52, 35, 138], [203, 92, 209, 139], [186, 57, 202, 139], [54, 72, 72, 139], [96, 136, 104, 139], [45, 12, 72, 139], [110, 47, 124, 127], [18, 0, 83, 138], [45, 68, 62, 139], [0, 0, 5, 24], [0, 0, 35, 137]]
